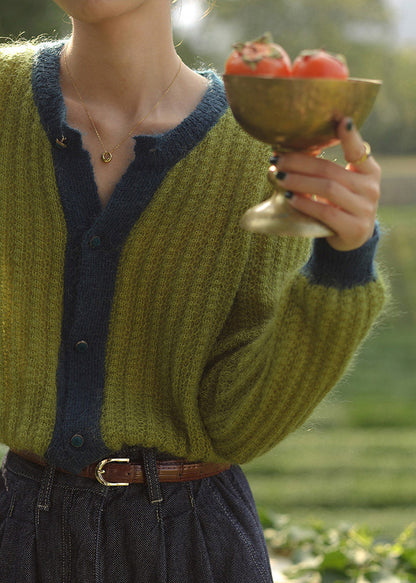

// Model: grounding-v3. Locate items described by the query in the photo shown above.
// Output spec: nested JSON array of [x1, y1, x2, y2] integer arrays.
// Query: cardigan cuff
[[301, 222, 380, 289]]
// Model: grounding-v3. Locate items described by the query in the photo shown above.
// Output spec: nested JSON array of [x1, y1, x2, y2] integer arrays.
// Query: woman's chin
[[52, 0, 150, 25]]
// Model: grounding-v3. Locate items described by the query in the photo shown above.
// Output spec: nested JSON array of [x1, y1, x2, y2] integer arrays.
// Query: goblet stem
[[240, 155, 334, 237], [240, 190, 334, 237]]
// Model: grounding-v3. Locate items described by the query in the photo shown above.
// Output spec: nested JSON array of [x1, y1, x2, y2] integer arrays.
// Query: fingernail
[[284, 190, 294, 199], [275, 171, 287, 181], [346, 118, 354, 131], [269, 155, 280, 165]]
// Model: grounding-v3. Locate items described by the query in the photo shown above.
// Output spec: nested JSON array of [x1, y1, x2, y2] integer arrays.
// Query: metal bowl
[[223, 75, 382, 152]]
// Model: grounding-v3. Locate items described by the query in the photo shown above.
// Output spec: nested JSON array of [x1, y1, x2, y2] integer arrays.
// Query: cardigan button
[[70, 434, 84, 448], [74, 340, 88, 353], [89, 235, 102, 249]]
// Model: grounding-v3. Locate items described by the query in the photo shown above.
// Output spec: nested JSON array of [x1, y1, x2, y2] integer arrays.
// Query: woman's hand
[[274, 117, 381, 251]]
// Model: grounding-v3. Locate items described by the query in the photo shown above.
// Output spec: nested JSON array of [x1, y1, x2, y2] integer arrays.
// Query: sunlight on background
[[388, 0, 416, 45], [172, 0, 205, 32], [172, 0, 239, 61], [172, 0, 416, 49]]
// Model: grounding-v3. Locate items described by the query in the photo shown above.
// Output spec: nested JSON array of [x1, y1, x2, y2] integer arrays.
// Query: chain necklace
[[63, 46, 182, 163]]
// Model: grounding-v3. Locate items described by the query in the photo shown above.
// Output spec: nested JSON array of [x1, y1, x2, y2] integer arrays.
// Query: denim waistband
[[0, 449, 273, 582]]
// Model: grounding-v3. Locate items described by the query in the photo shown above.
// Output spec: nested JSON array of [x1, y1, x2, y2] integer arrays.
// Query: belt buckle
[[95, 457, 130, 487]]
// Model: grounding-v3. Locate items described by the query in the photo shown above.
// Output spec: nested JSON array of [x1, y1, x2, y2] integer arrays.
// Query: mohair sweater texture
[[0, 42, 386, 473]]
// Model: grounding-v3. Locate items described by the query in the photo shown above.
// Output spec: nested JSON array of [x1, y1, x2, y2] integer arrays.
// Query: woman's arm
[[199, 121, 387, 463]]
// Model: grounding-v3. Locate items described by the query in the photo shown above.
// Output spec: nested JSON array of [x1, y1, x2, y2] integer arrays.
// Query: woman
[[0, 1, 386, 581]]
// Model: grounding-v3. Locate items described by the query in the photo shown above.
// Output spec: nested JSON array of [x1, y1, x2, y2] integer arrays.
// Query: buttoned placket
[[31, 41, 227, 473], [43, 124, 176, 472]]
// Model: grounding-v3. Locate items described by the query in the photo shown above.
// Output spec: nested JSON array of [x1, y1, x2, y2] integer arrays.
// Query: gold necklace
[[63, 47, 182, 163]]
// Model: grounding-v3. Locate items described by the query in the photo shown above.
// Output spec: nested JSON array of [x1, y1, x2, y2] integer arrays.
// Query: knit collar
[[32, 40, 228, 168]]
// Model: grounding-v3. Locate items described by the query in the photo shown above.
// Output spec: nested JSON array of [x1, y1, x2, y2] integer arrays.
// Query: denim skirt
[[0, 449, 273, 582]]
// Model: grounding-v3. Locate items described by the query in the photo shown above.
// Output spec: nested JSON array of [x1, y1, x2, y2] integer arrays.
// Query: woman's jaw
[[52, 0, 167, 25]]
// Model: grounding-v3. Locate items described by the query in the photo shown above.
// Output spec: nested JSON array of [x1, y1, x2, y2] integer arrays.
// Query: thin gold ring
[[349, 141, 372, 166]]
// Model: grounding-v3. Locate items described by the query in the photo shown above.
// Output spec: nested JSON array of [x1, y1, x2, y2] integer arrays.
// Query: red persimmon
[[292, 49, 349, 79], [225, 33, 292, 78]]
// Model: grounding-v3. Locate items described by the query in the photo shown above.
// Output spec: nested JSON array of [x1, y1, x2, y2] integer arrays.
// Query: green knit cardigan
[[0, 43, 386, 468]]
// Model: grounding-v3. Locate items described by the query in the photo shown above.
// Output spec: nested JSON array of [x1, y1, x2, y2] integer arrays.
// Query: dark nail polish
[[284, 191, 294, 199], [346, 118, 354, 131], [276, 171, 287, 181], [269, 155, 280, 165]]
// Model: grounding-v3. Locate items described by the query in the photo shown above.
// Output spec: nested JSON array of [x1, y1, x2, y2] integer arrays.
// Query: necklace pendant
[[102, 151, 113, 163]]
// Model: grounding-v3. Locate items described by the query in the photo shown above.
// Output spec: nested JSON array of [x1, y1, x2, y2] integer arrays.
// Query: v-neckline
[[31, 40, 229, 233]]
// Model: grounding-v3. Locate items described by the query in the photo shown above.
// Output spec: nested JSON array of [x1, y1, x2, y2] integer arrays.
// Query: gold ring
[[349, 141, 372, 166]]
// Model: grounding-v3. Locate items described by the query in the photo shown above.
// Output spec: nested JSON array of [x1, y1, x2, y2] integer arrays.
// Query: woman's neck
[[63, 0, 180, 117]]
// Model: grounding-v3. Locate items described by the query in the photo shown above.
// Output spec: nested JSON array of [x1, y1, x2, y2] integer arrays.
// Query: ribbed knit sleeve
[[198, 204, 386, 463]]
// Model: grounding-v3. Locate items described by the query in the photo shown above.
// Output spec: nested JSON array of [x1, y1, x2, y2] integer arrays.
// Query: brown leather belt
[[12, 450, 231, 487]]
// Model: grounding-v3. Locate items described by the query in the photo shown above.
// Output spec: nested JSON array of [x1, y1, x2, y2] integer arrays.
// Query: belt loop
[[36, 464, 56, 524], [142, 448, 163, 505]]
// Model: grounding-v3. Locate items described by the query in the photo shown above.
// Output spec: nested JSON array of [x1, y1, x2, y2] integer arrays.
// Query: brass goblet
[[223, 75, 382, 237]]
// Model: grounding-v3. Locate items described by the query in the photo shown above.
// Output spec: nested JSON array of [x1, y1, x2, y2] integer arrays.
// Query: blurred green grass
[[246, 428, 416, 538], [245, 184, 416, 540]]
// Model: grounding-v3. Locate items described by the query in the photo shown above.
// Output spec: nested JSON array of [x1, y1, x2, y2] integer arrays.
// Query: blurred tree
[[0, 0, 70, 39], [368, 46, 416, 154], [187, 0, 394, 75]]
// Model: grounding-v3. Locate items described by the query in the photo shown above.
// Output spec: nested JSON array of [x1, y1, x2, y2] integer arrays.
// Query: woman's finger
[[273, 171, 376, 215], [285, 192, 376, 251], [338, 117, 381, 177], [276, 150, 376, 196]]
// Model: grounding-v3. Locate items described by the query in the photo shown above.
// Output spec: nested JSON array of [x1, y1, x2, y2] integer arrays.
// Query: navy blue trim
[[31, 41, 228, 473], [301, 222, 380, 289]]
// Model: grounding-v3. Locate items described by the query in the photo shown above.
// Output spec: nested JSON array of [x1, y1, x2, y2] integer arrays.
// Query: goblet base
[[240, 193, 334, 238]]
